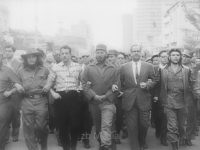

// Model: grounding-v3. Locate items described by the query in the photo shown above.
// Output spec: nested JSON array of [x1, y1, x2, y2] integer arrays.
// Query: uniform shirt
[[82, 62, 118, 102], [47, 61, 82, 92], [18, 66, 49, 94], [166, 66, 185, 109], [0, 65, 20, 102]]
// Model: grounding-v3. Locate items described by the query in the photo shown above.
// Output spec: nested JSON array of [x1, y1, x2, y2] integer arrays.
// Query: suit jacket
[[120, 61, 156, 111]]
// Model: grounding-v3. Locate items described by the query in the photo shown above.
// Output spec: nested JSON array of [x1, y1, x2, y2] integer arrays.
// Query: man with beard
[[82, 44, 118, 150], [119, 44, 156, 150], [18, 49, 49, 150], [4, 45, 22, 142], [159, 48, 193, 150], [45, 45, 83, 150], [0, 51, 24, 150]]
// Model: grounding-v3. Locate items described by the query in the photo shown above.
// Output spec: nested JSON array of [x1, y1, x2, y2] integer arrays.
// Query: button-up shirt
[[47, 61, 82, 92], [166, 66, 185, 109], [132, 60, 141, 84]]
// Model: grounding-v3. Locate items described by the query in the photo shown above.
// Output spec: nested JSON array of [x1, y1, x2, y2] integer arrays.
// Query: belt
[[25, 94, 44, 99]]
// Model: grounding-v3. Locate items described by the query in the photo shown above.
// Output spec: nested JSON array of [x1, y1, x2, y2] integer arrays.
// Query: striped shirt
[[48, 61, 82, 91]]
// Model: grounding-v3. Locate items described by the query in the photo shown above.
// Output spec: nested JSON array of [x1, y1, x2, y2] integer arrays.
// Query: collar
[[132, 60, 141, 65], [167, 65, 183, 74]]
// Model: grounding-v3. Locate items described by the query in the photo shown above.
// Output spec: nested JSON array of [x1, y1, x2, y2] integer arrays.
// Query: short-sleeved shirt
[[166, 66, 184, 109], [18, 66, 49, 94], [48, 61, 82, 92]]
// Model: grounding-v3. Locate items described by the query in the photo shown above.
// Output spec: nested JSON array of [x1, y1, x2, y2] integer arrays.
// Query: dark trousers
[[0, 100, 13, 150], [125, 104, 150, 150], [10, 94, 21, 140], [55, 91, 83, 150], [151, 101, 167, 141], [115, 98, 123, 134], [186, 105, 196, 140], [165, 107, 187, 143], [80, 92, 93, 139]]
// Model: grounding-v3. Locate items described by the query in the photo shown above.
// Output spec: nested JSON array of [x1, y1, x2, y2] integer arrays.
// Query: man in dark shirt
[[159, 48, 193, 150], [82, 44, 118, 150], [0, 52, 23, 150]]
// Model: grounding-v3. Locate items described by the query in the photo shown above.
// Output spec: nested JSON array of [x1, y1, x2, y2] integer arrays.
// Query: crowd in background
[[0, 44, 200, 150]]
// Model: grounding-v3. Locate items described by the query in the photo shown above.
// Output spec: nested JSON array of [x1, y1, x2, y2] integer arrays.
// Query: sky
[[4, 0, 137, 49]]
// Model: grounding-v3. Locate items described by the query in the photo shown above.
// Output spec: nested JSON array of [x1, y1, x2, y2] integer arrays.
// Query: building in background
[[162, 0, 200, 50], [122, 14, 133, 52], [53, 20, 93, 57], [132, 0, 163, 51]]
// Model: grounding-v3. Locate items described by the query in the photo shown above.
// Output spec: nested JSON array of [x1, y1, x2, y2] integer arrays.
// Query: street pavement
[[5, 127, 200, 150]]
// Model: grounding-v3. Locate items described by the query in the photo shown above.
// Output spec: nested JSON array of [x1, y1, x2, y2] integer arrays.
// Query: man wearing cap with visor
[[82, 44, 119, 150], [18, 49, 49, 150]]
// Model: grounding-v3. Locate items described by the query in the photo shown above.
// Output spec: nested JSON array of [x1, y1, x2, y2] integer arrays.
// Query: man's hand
[[153, 97, 158, 102], [51, 91, 61, 100], [42, 86, 50, 93], [3, 91, 12, 98], [140, 82, 147, 89], [118, 92, 123, 98], [112, 84, 118, 92], [14, 83, 25, 93], [94, 95, 106, 102]]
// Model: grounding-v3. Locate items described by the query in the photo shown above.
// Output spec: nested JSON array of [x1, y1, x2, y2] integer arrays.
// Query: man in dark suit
[[119, 44, 156, 150]]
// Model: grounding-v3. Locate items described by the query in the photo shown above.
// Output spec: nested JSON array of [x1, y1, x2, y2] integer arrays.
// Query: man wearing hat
[[182, 49, 196, 146], [107, 49, 123, 144], [0, 51, 23, 149], [18, 49, 50, 150], [107, 50, 118, 66], [82, 44, 119, 150]]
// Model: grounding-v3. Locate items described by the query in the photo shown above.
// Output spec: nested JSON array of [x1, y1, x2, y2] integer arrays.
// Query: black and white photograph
[[0, 0, 200, 150]]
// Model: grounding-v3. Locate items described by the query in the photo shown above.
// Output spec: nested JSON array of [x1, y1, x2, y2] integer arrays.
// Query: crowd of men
[[0, 44, 200, 150]]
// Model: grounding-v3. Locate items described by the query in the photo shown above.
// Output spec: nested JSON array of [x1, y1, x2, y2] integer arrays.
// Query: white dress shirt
[[132, 60, 141, 84]]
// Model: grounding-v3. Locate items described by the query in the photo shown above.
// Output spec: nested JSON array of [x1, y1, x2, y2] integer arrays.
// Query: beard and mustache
[[96, 56, 107, 63]]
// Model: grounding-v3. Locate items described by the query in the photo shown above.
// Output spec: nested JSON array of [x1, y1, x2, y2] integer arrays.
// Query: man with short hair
[[82, 44, 118, 150], [119, 44, 156, 150], [4, 45, 22, 142], [159, 50, 168, 69], [45, 45, 84, 150], [0, 51, 23, 150], [152, 50, 169, 146]]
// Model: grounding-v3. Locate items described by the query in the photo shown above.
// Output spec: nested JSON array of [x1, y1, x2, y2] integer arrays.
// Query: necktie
[[135, 62, 139, 84]]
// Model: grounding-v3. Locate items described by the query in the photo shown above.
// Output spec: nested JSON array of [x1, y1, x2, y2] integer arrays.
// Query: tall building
[[122, 14, 133, 52], [132, 0, 163, 50]]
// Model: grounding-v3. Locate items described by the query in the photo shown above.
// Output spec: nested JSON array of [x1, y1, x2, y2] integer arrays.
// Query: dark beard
[[27, 64, 37, 69], [171, 61, 178, 65]]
